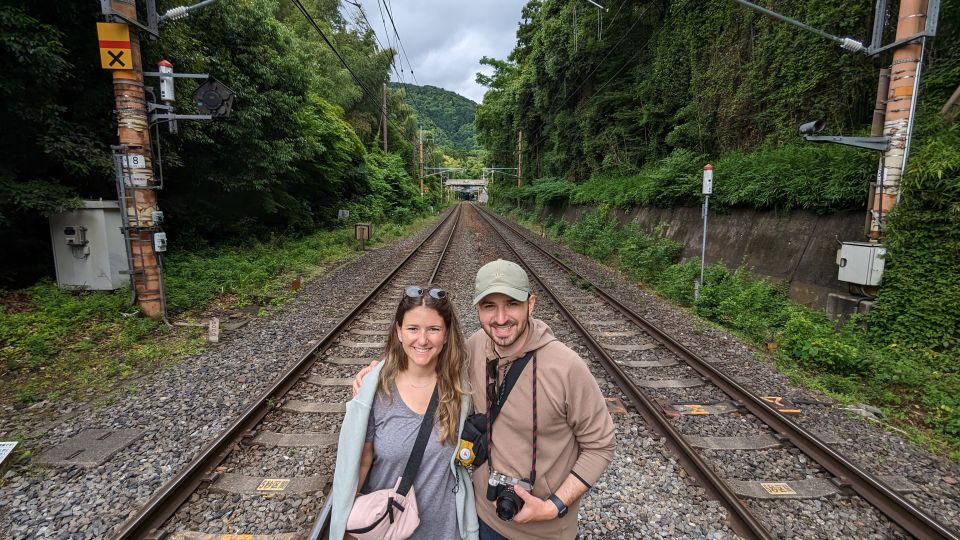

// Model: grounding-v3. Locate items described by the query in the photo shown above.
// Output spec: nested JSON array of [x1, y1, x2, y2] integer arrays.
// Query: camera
[[799, 120, 825, 135], [486, 471, 533, 521]]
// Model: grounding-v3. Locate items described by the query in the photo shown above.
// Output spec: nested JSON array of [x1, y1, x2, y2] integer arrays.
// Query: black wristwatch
[[548, 494, 568, 518]]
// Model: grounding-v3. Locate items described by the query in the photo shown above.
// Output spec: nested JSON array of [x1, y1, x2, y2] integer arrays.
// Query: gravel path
[[495, 206, 960, 538], [0, 218, 442, 539], [3, 203, 958, 539]]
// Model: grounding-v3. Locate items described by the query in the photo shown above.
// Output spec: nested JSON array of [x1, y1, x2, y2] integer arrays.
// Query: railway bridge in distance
[[444, 178, 488, 203]]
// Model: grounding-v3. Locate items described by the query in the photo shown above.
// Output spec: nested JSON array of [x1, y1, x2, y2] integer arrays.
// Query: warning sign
[[256, 478, 290, 492], [760, 482, 797, 496], [96, 23, 132, 70]]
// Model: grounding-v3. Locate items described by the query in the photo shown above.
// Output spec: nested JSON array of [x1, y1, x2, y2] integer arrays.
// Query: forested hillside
[[478, 0, 960, 450], [395, 83, 478, 151], [0, 0, 436, 286], [477, 0, 957, 211]]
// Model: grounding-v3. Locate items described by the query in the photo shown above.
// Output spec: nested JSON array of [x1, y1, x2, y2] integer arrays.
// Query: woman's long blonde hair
[[378, 286, 467, 445]]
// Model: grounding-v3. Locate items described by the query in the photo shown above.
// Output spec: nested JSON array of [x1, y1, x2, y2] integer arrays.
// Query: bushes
[[545, 208, 960, 455], [560, 207, 684, 284], [498, 143, 873, 213]]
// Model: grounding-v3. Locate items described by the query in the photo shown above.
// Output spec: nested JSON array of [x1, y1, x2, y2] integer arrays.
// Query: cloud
[[353, 0, 526, 102]]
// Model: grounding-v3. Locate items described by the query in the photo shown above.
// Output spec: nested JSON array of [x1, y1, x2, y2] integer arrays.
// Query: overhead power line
[[344, 0, 407, 86], [379, 0, 419, 85], [289, 0, 403, 136]]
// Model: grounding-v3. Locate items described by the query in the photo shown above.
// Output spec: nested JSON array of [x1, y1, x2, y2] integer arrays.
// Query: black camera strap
[[397, 385, 439, 496], [488, 349, 535, 425], [487, 349, 538, 485]]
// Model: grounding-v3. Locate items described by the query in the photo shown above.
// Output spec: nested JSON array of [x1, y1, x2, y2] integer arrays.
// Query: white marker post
[[696, 164, 714, 300]]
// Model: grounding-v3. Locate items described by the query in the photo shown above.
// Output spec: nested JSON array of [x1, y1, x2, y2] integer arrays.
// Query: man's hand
[[351, 360, 379, 396], [505, 485, 559, 524]]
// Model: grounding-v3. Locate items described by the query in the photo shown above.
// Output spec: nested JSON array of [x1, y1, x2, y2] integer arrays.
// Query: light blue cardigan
[[328, 362, 479, 540]]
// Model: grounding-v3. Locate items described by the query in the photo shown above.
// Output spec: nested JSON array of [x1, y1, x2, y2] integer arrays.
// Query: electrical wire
[[344, 0, 406, 85], [289, 0, 402, 133], [380, 0, 419, 86]]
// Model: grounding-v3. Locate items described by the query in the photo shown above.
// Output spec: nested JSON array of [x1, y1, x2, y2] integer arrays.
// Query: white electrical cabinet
[[49, 200, 129, 290], [837, 241, 886, 286]]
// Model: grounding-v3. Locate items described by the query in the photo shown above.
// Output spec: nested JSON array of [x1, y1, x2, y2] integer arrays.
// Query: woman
[[329, 285, 479, 540]]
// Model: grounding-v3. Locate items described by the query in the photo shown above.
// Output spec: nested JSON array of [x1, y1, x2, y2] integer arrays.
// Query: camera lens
[[495, 487, 524, 521]]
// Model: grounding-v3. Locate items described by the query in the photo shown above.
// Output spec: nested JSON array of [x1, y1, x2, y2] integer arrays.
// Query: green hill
[[393, 83, 478, 151]]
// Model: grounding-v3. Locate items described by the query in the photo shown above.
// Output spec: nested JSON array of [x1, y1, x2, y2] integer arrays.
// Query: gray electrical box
[[49, 200, 129, 290], [837, 241, 886, 286]]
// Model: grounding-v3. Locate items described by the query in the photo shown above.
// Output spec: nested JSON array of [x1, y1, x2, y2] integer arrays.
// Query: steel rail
[[480, 204, 960, 540], [112, 205, 462, 539], [473, 205, 773, 540]]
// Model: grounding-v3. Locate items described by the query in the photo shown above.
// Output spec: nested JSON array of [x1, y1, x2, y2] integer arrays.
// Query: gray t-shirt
[[363, 386, 459, 540]]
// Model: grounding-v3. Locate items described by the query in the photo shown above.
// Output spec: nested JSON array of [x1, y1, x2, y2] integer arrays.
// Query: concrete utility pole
[[517, 130, 523, 187], [419, 129, 425, 196], [109, 0, 163, 318], [382, 83, 388, 152], [869, 0, 928, 240]]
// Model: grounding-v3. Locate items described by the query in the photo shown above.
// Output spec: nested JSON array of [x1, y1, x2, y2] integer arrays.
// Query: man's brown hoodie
[[466, 317, 615, 539]]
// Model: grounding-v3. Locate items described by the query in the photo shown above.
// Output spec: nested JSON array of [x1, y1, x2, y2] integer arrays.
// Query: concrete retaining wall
[[548, 205, 866, 309]]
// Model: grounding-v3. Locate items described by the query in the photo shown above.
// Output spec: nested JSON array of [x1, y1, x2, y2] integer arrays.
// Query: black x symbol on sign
[[108, 50, 126, 67]]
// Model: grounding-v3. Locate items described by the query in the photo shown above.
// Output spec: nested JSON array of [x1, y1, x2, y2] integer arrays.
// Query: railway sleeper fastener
[[201, 471, 221, 486], [830, 476, 856, 496]]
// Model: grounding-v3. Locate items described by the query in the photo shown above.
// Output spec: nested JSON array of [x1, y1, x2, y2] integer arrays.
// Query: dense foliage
[[396, 83, 479, 151], [0, 0, 433, 284], [505, 205, 959, 456], [485, 0, 960, 453], [476, 0, 877, 182]]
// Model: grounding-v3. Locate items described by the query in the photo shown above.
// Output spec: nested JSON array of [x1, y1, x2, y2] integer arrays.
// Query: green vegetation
[[482, 0, 960, 458], [493, 143, 875, 212], [0, 215, 432, 411], [396, 83, 479, 151], [0, 0, 435, 285], [504, 205, 960, 458]]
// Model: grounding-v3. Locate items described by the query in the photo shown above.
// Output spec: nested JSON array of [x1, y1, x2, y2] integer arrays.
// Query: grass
[[503, 204, 960, 460], [0, 214, 437, 422]]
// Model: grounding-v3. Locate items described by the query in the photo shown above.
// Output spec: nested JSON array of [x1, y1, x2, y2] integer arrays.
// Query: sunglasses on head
[[404, 286, 446, 300]]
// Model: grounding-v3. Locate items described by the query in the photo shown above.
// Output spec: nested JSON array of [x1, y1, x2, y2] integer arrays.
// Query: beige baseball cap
[[473, 259, 530, 305]]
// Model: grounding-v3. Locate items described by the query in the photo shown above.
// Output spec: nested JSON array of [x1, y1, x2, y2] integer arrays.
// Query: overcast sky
[[349, 0, 528, 103]]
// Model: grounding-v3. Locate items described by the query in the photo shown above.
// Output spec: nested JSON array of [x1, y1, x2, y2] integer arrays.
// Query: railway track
[[473, 203, 960, 539], [111, 205, 464, 539], [111, 201, 959, 539]]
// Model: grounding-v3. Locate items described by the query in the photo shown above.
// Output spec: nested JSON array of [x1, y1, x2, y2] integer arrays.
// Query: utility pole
[[517, 130, 523, 187], [869, 0, 928, 240], [382, 83, 388, 153], [419, 129, 424, 196], [107, 0, 163, 318]]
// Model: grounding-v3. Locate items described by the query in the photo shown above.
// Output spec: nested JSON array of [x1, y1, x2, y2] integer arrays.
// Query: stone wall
[[549, 205, 866, 308]]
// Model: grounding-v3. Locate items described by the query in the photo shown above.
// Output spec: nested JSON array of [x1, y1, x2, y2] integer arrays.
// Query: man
[[466, 259, 614, 539], [354, 259, 615, 539]]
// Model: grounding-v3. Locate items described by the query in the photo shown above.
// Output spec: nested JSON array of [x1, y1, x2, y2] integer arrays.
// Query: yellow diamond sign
[[96, 22, 132, 70]]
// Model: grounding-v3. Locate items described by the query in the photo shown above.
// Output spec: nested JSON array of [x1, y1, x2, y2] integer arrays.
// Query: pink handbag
[[345, 387, 437, 540], [345, 479, 419, 540]]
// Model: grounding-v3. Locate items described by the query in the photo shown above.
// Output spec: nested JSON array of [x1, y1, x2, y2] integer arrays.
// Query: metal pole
[[419, 129, 424, 196], [382, 83, 388, 153], [698, 164, 714, 300], [700, 196, 709, 287], [517, 130, 523, 187]]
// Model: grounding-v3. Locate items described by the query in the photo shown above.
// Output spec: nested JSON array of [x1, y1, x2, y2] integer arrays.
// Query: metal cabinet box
[[49, 200, 129, 290], [837, 241, 886, 286]]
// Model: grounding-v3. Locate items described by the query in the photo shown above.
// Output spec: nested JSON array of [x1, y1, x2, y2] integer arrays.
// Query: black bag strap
[[397, 385, 440, 496], [488, 349, 535, 426]]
